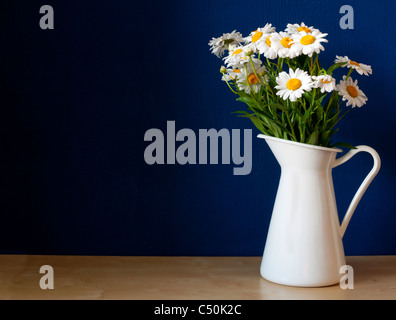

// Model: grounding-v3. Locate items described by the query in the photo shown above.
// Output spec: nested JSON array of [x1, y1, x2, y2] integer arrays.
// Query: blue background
[[0, 0, 395, 256]]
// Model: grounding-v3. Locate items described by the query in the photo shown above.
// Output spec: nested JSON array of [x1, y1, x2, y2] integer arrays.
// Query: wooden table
[[0, 255, 395, 300]]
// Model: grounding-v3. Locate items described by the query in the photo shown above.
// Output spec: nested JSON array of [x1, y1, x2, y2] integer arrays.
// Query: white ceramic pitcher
[[258, 134, 381, 287]]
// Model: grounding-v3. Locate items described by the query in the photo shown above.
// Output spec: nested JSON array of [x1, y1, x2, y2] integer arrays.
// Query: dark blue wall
[[0, 0, 395, 255]]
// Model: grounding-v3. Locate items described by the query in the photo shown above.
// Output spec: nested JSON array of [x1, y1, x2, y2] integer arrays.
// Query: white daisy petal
[[313, 75, 336, 93], [244, 24, 276, 54], [208, 30, 244, 58], [236, 62, 269, 94], [221, 67, 243, 82], [270, 32, 296, 58], [334, 56, 373, 76], [275, 68, 314, 102], [336, 76, 368, 108], [223, 45, 260, 68], [291, 30, 328, 57], [285, 22, 319, 34]]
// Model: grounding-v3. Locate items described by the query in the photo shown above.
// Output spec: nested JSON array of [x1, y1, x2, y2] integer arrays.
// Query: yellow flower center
[[298, 26, 311, 33], [233, 69, 241, 73], [232, 48, 243, 56], [346, 85, 359, 98], [266, 36, 272, 47], [281, 37, 293, 48], [350, 60, 360, 67], [248, 73, 259, 85], [300, 35, 316, 45], [321, 78, 332, 84], [286, 78, 302, 91], [252, 31, 263, 43]]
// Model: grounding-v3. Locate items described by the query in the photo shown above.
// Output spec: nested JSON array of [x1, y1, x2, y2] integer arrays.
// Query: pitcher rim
[[257, 134, 343, 153]]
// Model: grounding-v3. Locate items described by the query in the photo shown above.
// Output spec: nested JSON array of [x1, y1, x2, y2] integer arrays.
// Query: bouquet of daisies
[[208, 23, 372, 148]]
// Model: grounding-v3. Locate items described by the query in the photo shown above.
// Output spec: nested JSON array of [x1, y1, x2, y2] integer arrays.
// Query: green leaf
[[236, 96, 256, 106], [298, 121, 305, 142], [306, 127, 319, 145], [321, 129, 332, 142], [232, 110, 253, 117], [310, 89, 316, 106], [302, 55, 310, 70], [236, 112, 267, 135], [317, 93, 328, 105], [301, 105, 314, 123], [303, 91, 313, 100], [315, 105, 324, 121], [271, 103, 288, 111], [326, 62, 348, 75]]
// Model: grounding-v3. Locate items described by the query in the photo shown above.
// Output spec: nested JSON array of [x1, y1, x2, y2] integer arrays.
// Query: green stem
[[249, 56, 266, 85], [345, 67, 354, 80], [222, 75, 238, 94], [333, 108, 351, 127], [315, 54, 320, 73], [301, 97, 307, 113], [325, 91, 336, 113], [285, 109, 297, 141]]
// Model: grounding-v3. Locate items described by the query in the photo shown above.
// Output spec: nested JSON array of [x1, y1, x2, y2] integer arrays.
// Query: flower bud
[[220, 66, 227, 74], [244, 47, 254, 56]]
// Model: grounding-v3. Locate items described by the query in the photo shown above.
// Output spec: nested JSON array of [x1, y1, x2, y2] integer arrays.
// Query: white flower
[[270, 32, 297, 58], [237, 63, 268, 94], [336, 76, 368, 108], [244, 24, 276, 53], [285, 22, 318, 34], [275, 68, 314, 102], [208, 30, 244, 58], [312, 75, 336, 93], [223, 45, 262, 68], [257, 33, 278, 59], [223, 45, 249, 67], [243, 44, 255, 56], [334, 56, 372, 76], [291, 30, 328, 57], [222, 67, 242, 82]]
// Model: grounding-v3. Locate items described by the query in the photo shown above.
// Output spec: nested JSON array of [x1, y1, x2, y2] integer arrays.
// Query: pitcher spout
[[258, 134, 342, 170]]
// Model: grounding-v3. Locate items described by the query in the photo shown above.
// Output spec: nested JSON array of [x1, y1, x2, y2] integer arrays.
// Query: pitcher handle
[[333, 145, 381, 238]]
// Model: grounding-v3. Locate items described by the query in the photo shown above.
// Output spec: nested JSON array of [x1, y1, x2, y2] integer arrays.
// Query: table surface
[[0, 255, 395, 300]]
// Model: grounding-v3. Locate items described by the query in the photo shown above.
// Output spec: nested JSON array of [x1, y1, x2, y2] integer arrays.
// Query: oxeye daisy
[[336, 76, 368, 108], [223, 45, 261, 68], [223, 45, 249, 67], [244, 23, 276, 53], [312, 75, 336, 93], [222, 67, 242, 82], [291, 30, 328, 57], [285, 22, 318, 34], [208, 30, 244, 58], [270, 32, 297, 58], [334, 56, 372, 76], [275, 68, 314, 102], [237, 63, 268, 94], [258, 33, 278, 59]]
